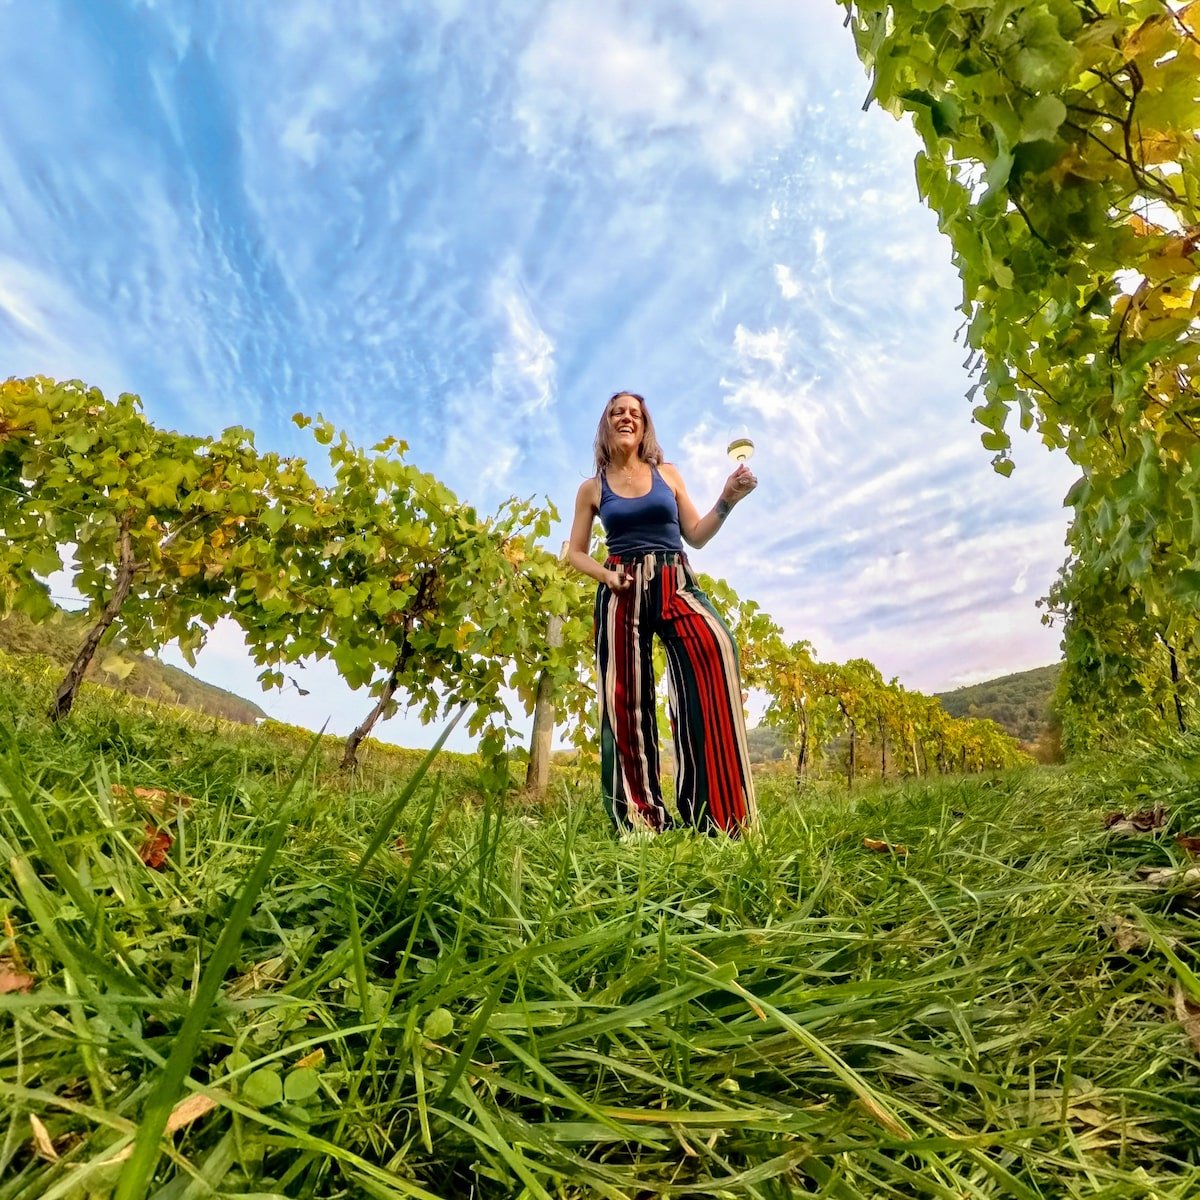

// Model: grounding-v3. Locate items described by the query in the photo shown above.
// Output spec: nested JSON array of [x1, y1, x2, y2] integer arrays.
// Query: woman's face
[[608, 394, 644, 454]]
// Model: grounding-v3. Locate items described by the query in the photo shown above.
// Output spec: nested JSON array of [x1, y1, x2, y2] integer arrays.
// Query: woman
[[567, 391, 758, 836]]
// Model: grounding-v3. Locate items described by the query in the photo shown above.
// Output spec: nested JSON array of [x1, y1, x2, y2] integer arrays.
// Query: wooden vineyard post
[[525, 611, 564, 797], [525, 541, 569, 797]]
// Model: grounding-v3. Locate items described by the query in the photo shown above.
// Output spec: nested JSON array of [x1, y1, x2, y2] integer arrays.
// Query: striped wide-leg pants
[[594, 550, 757, 836]]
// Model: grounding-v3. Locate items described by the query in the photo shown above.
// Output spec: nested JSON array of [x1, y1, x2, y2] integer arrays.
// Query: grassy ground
[[1, 658, 1198, 1198]]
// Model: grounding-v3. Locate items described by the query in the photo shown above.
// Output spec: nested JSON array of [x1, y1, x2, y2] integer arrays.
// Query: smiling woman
[[567, 390, 759, 838]]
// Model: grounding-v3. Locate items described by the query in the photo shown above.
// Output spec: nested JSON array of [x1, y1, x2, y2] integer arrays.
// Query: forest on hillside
[[936, 664, 1061, 747]]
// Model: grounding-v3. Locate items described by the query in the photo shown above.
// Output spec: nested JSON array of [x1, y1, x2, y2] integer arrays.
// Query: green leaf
[[980, 142, 1015, 205], [25, 546, 63, 577], [1019, 95, 1067, 142], [931, 96, 961, 137], [1011, 9, 1080, 90], [101, 653, 136, 681], [284, 1066, 321, 1102], [423, 1008, 455, 1041], [1169, 570, 1200, 603], [243, 1068, 284, 1108]]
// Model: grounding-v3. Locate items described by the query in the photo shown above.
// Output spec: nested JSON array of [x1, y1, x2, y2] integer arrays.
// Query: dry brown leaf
[[1174, 987, 1200, 1054], [1021, 1091, 1167, 1145], [1067, 1104, 1117, 1130], [138, 825, 172, 870], [111, 784, 197, 812], [0, 962, 35, 994], [1176, 833, 1200, 856], [1105, 805, 1167, 834], [1107, 819, 1150, 836], [862, 837, 908, 857], [1129, 805, 1167, 831], [227, 954, 288, 1000], [1135, 865, 1200, 891], [29, 1113, 58, 1161], [164, 1092, 217, 1134], [1102, 917, 1149, 954], [294, 1048, 326, 1070], [104, 1092, 219, 1164]]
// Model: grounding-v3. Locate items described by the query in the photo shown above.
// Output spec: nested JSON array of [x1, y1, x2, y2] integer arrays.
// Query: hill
[[936, 663, 1061, 753], [747, 665, 1063, 766], [0, 608, 267, 725]]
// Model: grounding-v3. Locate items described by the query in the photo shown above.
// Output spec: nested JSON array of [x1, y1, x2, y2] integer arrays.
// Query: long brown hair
[[592, 391, 664, 475]]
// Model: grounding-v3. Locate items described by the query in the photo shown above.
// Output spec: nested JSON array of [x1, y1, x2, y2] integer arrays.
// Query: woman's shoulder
[[657, 461, 685, 489], [576, 474, 602, 508]]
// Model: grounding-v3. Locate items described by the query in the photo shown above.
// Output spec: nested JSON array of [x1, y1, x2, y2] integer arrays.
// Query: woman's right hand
[[603, 567, 632, 593]]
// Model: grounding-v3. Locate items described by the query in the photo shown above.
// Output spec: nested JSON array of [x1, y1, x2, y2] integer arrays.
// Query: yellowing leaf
[[30, 1113, 58, 1161], [862, 837, 908, 856], [101, 653, 136, 681], [164, 1092, 217, 1134], [1135, 129, 1186, 166], [1174, 986, 1200, 1054], [1127, 213, 1166, 238], [1161, 289, 1196, 314], [1122, 14, 1176, 62]]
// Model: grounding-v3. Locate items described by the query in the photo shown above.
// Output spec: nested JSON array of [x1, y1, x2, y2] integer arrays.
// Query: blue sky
[[1, 0, 1077, 749]]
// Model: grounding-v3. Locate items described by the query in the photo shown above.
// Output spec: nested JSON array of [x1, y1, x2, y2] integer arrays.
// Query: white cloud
[[0, 269, 47, 335], [774, 264, 800, 300], [280, 110, 326, 168], [0, 257, 125, 390], [733, 324, 790, 371], [512, 0, 832, 179], [490, 267, 556, 414]]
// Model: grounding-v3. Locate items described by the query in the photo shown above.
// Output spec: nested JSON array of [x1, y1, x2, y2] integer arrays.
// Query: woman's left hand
[[723, 463, 757, 505]]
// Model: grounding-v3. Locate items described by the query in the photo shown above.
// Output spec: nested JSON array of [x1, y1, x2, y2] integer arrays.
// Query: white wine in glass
[[726, 427, 755, 464]]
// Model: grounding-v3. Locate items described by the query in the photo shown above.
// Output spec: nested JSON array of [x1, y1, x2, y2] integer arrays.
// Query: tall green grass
[[1, 663, 1198, 1198]]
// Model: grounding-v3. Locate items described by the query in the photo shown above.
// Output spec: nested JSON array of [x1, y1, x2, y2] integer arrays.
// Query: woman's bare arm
[[660, 462, 756, 549], [567, 478, 630, 592]]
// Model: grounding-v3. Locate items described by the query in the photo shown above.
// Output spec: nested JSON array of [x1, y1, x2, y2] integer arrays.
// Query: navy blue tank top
[[598, 466, 683, 555]]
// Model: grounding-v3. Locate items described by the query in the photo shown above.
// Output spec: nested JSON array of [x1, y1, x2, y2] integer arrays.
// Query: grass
[[1, 659, 1198, 1197]]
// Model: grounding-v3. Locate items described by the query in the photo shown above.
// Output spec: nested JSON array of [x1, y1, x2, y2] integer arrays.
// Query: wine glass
[[726, 425, 755, 464]]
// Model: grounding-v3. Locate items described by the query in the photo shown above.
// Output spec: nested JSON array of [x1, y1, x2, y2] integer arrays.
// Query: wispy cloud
[[490, 264, 556, 416], [513, 0, 826, 180]]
